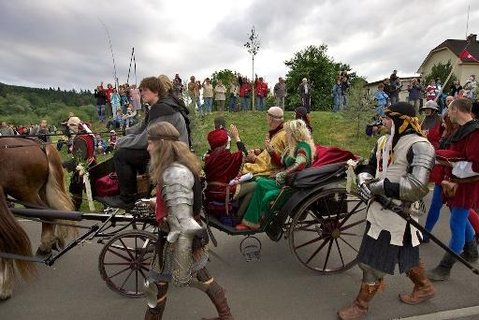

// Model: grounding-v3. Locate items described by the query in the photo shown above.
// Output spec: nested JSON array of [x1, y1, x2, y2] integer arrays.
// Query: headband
[[148, 135, 179, 141]]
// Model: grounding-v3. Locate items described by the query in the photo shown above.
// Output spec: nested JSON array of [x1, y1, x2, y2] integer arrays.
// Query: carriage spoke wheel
[[289, 188, 367, 274], [99, 230, 158, 297]]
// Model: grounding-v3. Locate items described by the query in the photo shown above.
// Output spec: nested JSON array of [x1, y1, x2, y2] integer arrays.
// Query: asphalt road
[[2, 192, 479, 320]]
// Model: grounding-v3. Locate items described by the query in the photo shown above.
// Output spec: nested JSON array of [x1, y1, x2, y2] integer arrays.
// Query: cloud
[[0, 0, 477, 90]]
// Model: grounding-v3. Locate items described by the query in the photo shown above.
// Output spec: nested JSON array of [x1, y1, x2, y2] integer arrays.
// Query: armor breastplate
[[376, 134, 428, 183]]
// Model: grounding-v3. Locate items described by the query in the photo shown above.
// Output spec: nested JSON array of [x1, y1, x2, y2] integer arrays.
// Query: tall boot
[[428, 253, 457, 281], [202, 280, 234, 320], [144, 282, 168, 320], [461, 240, 479, 263], [196, 268, 233, 320], [337, 280, 383, 320], [399, 263, 435, 304]]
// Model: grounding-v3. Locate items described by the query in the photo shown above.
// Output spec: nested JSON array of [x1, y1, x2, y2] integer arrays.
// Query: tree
[[244, 26, 260, 110], [343, 80, 376, 138], [424, 60, 457, 92], [210, 69, 240, 111], [284, 44, 355, 111]]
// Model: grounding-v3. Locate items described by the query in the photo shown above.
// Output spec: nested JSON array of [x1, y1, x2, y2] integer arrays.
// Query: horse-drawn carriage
[[0, 138, 367, 301]]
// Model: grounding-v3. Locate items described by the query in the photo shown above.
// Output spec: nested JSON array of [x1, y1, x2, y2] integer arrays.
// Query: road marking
[[395, 306, 479, 320]]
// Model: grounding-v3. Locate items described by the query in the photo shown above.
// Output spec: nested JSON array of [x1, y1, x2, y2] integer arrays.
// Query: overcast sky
[[0, 0, 478, 90]]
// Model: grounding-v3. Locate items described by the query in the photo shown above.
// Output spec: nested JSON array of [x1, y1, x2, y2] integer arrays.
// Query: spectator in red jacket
[[255, 76, 268, 111]]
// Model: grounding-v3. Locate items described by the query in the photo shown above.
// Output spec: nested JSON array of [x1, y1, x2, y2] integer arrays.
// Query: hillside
[[0, 82, 96, 125], [191, 111, 374, 158]]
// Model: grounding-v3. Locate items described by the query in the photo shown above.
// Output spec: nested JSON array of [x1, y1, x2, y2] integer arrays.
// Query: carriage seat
[[203, 180, 240, 226], [287, 162, 347, 188], [88, 158, 150, 205]]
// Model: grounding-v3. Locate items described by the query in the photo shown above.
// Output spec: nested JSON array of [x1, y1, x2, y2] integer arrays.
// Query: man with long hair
[[143, 121, 233, 320]]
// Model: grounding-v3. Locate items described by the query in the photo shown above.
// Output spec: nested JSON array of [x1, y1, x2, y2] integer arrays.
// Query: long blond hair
[[158, 74, 174, 97], [283, 119, 316, 157], [147, 121, 200, 184]]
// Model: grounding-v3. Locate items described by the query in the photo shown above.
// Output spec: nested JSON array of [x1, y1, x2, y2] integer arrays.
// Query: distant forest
[[0, 82, 97, 126]]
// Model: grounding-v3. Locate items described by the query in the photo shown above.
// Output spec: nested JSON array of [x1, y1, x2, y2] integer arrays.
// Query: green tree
[[343, 80, 376, 138], [210, 69, 240, 111], [424, 60, 457, 92], [284, 44, 355, 111]]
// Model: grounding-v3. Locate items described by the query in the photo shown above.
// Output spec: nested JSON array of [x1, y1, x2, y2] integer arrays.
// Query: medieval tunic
[[241, 126, 287, 176], [441, 120, 479, 209], [204, 148, 244, 203], [358, 133, 430, 274]]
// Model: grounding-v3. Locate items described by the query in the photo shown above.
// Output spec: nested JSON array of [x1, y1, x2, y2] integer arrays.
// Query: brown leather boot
[[399, 263, 435, 305], [202, 280, 234, 320], [337, 280, 383, 320]]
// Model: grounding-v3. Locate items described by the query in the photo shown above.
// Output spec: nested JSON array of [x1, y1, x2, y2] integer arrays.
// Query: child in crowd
[[122, 104, 137, 128], [106, 109, 124, 130], [95, 134, 107, 155], [107, 130, 117, 153]]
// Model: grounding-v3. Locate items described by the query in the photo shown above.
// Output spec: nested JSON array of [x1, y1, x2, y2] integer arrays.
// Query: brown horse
[[0, 137, 75, 300]]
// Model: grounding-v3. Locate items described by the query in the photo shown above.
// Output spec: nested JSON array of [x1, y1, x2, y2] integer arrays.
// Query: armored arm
[[369, 141, 435, 202], [161, 164, 202, 243], [355, 143, 379, 199]]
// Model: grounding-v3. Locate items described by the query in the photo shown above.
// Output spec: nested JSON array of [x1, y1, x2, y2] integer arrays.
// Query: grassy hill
[[191, 111, 374, 158]]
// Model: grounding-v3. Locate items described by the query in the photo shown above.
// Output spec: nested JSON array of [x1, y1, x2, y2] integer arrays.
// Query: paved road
[[2, 192, 479, 320]]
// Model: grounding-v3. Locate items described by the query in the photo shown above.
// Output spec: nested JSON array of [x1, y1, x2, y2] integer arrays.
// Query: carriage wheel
[[98, 230, 158, 297], [288, 187, 367, 274]]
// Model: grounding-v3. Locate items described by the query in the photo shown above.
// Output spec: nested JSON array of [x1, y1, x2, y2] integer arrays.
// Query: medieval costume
[[62, 117, 96, 211], [428, 109, 479, 281], [338, 102, 436, 320], [240, 123, 287, 176], [238, 120, 315, 230], [144, 162, 233, 320], [203, 128, 248, 220]]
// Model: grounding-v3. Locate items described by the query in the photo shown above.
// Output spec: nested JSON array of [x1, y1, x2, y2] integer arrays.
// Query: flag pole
[[434, 40, 473, 102]]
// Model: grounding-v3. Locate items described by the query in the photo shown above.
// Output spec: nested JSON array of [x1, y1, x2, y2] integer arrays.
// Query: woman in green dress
[[236, 119, 315, 230]]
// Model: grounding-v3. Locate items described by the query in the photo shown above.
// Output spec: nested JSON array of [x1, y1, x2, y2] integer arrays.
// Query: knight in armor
[[143, 121, 233, 320], [338, 102, 436, 320], [62, 116, 96, 211]]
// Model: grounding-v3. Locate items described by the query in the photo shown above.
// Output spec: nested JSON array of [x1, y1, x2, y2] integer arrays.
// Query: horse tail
[[44, 144, 77, 238], [0, 187, 36, 280]]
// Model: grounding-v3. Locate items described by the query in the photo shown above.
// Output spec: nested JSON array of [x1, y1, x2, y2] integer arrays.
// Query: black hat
[[385, 102, 416, 118]]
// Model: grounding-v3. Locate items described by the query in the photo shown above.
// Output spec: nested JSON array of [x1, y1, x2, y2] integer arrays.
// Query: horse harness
[[0, 136, 48, 152]]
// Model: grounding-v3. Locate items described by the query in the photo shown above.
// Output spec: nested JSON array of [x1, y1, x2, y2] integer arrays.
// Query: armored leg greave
[[144, 282, 168, 320]]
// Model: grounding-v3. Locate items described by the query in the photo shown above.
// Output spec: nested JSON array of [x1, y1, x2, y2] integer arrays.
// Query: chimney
[[467, 33, 477, 43]]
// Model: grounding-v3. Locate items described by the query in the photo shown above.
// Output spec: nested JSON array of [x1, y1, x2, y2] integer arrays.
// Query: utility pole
[[244, 26, 260, 111]]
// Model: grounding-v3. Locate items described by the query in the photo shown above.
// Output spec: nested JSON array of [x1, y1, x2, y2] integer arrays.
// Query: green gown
[[242, 141, 313, 228]]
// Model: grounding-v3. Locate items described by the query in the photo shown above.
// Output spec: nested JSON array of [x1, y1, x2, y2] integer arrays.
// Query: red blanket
[[312, 145, 357, 167]]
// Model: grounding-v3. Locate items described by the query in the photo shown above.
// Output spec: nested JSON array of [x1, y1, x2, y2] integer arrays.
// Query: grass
[[191, 111, 374, 158]]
